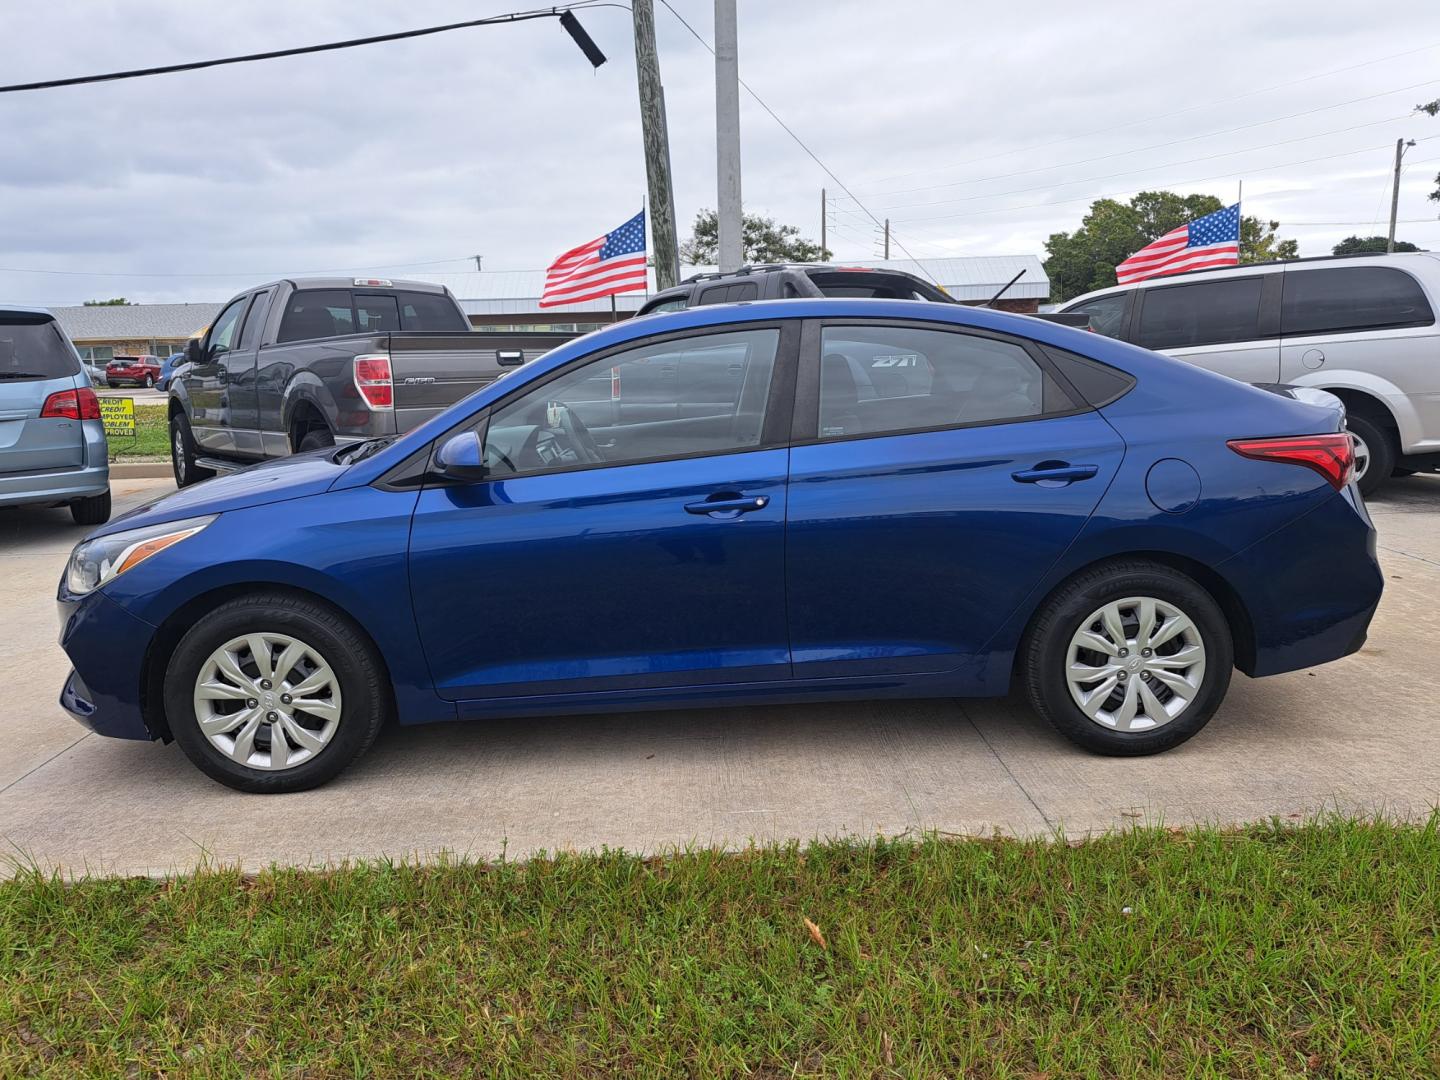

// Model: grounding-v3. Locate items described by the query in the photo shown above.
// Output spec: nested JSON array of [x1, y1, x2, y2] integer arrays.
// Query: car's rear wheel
[[1346, 414, 1393, 498], [164, 594, 388, 793], [170, 412, 213, 488], [143, 374, 155, 389], [1023, 561, 1233, 756], [70, 489, 111, 526], [296, 427, 335, 454]]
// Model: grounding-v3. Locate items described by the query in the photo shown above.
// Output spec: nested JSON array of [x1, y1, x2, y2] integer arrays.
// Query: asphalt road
[[95, 385, 166, 404], [3, 475, 1438, 877]]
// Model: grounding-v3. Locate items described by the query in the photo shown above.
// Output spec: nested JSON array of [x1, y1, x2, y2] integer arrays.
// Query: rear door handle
[[684, 495, 770, 516], [1011, 463, 1099, 484]]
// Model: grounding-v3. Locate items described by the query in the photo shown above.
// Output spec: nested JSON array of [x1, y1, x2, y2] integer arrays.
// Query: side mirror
[[186, 338, 204, 365], [434, 431, 487, 482]]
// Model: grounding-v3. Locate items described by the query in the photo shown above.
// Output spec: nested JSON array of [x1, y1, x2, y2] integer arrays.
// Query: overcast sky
[[3, 0, 1440, 306]]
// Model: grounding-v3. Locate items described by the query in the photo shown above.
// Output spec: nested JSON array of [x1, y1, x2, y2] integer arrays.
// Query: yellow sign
[[99, 396, 136, 438]]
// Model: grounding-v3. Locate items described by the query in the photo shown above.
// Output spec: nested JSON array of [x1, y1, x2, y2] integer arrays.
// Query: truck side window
[[278, 290, 355, 343]]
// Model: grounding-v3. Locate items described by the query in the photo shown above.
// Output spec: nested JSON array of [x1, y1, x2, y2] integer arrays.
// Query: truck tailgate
[[387, 332, 571, 432]]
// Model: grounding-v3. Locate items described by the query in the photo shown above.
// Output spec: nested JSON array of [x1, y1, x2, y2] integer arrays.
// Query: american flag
[[1116, 203, 1241, 285], [539, 210, 649, 307]]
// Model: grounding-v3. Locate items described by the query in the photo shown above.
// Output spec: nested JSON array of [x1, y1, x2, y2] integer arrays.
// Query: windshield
[[0, 316, 80, 380]]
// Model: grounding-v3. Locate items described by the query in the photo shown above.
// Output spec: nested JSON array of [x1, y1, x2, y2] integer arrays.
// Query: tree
[[1332, 235, 1420, 255], [83, 297, 130, 306], [679, 209, 830, 265], [1418, 99, 1440, 207], [1042, 191, 1299, 302]]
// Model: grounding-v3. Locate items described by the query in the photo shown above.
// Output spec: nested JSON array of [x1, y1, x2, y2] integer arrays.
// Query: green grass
[[3, 818, 1437, 1077], [107, 403, 168, 461]]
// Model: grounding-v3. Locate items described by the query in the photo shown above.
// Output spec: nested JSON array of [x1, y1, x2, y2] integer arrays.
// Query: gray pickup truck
[[168, 277, 573, 486]]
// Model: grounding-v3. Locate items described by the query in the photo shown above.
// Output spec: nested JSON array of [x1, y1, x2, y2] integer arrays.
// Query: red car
[[104, 354, 162, 388]]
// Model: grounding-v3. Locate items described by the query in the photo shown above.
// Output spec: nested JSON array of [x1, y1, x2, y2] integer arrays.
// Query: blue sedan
[[56, 300, 1381, 792]]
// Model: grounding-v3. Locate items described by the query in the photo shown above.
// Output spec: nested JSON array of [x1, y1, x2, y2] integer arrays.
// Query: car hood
[[93, 450, 349, 537]]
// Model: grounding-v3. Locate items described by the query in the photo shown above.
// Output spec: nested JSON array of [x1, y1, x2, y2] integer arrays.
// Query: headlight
[[65, 515, 216, 596]]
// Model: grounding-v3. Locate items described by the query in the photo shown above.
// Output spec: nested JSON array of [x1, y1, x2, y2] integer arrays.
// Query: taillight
[[40, 387, 101, 421], [353, 353, 393, 409], [1227, 433, 1355, 491]]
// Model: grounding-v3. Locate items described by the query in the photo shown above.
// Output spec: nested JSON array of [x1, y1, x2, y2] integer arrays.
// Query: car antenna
[[983, 269, 1025, 307]]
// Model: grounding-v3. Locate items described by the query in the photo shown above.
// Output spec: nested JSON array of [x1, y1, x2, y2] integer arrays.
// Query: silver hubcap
[[1350, 430, 1370, 481], [193, 633, 342, 771], [1065, 596, 1206, 732]]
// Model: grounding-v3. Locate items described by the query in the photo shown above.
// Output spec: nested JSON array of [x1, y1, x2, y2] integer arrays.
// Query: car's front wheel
[[164, 594, 388, 792], [1023, 561, 1233, 756], [169, 412, 213, 488]]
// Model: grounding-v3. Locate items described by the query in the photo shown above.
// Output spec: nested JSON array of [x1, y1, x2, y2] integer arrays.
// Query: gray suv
[[0, 306, 110, 524]]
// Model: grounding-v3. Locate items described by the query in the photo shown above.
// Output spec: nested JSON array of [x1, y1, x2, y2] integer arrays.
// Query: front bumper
[[1219, 486, 1383, 677], [57, 587, 158, 741], [0, 461, 109, 508]]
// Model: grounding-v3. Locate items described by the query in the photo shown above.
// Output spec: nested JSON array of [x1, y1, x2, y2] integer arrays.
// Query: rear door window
[[396, 291, 469, 332], [0, 316, 79, 380], [1135, 277, 1265, 349], [277, 290, 355, 342], [1281, 266, 1435, 335]]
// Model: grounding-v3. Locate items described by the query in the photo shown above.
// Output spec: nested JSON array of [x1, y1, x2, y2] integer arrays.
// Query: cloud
[[1, 0, 1438, 305]]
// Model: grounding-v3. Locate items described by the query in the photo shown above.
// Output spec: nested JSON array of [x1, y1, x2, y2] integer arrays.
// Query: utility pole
[[472, 255, 483, 271], [883, 219, 890, 260], [714, 0, 742, 272], [820, 188, 827, 257], [632, 0, 680, 289], [1388, 137, 1417, 253]]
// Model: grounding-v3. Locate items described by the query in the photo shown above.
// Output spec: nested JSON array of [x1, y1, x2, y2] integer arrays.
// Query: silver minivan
[[0, 306, 111, 524], [1060, 252, 1440, 496]]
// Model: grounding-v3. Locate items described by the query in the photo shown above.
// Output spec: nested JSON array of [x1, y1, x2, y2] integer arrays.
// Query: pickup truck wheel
[[170, 413, 214, 488], [297, 428, 335, 453]]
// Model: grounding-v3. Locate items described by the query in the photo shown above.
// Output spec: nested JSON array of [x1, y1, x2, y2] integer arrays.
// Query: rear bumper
[[1219, 486, 1383, 677], [57, 587, 156, 741], [0, 461, 109, 508]]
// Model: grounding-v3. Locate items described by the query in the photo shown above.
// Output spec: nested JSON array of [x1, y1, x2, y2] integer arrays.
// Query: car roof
[[0, 304, 56, 319], [237, 277, 453, 295], [1064, 250, 1440, 307]]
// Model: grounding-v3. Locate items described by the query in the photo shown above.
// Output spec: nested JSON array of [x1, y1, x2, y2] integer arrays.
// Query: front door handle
[[1011, 463, 1099, 484], [684, 494, 770, 517]]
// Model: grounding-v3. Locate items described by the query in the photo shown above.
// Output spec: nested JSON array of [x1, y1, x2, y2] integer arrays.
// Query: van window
[[0, 316, 80, 380], [1281, 266, 1435, 335], [1063, 293, 1128, 339], [1135, 277, 1265, 350]]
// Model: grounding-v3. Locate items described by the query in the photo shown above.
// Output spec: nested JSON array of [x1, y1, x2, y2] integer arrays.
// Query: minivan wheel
[[1346, 414, 1393, 498], [164, 594, 387, 793], [170, 412, 213, 488], [70, 489, 111, 526], [1023, 561, 1233, 756]]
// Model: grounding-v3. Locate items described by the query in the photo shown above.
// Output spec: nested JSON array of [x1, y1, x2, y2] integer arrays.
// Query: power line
[[654, 0, 943, 281], [0, 257, 485, 279], [854, 40, 1440, 189], [0, 5, 603, 94]]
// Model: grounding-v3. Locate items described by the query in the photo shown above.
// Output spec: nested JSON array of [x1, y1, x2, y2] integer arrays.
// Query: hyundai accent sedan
[[57, 299, 1382, 792]]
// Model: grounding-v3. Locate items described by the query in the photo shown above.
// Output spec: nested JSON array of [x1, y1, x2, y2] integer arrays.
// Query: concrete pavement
[[2, 475, 1438, 877]]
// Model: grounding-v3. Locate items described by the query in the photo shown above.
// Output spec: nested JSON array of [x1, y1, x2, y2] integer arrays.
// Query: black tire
[[1346, 413, 1394, 498], [164, 593, 388, 793], [143, 374, 155, 389], [296, 427, 335, 453], [70, 489, 111, 526], [169, 411, 214, 488], [1022, 560, 1234, 756]]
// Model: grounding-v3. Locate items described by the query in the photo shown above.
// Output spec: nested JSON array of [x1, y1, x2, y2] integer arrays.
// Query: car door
[[1130, 275, 1280, 383], [185, 295, 248, 452], [217, 288, 273, 455], [785, 319, 1126, 678], [407, 322, 799, 703]]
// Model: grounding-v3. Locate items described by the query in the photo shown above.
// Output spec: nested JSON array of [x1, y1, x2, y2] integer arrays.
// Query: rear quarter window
[[1281, 266, 1435, 335], [0, 316, 80, 380]]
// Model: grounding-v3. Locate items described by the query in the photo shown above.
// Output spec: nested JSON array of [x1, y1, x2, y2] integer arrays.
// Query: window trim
[[413, 320, 803, 486], [790, 317, 1093, 447], [1130, 273, 1278, 350], [1279, 265, 1437, 337]]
